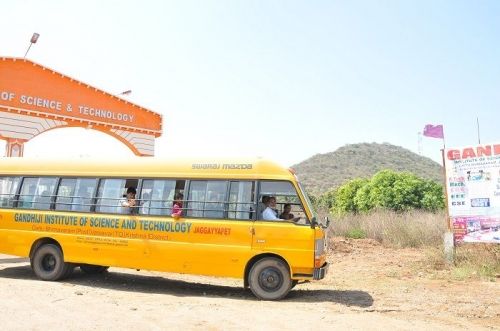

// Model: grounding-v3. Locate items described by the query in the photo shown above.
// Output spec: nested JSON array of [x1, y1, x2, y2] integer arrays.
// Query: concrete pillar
[[5, 139, 25, 157]]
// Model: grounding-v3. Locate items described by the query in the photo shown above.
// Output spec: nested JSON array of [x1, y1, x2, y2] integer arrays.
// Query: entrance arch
[[0, 57, 162, 156]]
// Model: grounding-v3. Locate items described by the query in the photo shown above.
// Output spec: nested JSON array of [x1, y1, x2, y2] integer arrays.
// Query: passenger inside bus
[[171, 192, 183, 219], [279, 203, 295, 220], [119, 187, 137, 214], [262, 196, 301, 222], [262, 196, 279, 220]]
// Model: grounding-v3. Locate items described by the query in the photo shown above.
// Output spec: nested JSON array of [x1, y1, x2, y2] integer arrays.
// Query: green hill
[[292, 143, 443, 195]]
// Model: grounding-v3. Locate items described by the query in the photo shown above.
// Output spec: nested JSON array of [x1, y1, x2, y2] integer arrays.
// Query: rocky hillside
[[292, 143, 443, 195]]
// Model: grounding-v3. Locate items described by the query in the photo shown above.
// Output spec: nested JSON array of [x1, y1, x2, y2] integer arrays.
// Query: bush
[[332, 178, 369, 215], [323, 170, 444, 215], [345, 228, 366, 239], [315, 188, 336, 210]]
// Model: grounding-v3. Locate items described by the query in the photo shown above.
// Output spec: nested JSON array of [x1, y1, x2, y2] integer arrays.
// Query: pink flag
[[423, 124, 444, 139]]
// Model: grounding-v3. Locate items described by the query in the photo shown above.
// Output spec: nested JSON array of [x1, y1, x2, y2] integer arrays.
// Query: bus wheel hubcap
[[42, 255, 56, 271], [259, 268, 282, 292]]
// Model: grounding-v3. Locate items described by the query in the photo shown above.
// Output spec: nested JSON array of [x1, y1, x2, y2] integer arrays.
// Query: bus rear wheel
[[80, 264, 109, 274], [248, 257, 292, 300], [31, 244, 70, 281]]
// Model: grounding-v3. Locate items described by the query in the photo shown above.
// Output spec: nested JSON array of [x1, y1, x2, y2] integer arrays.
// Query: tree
[[331, 178, 368, 215], [420, 180, 445, 211], [327, 170, 444, 214]]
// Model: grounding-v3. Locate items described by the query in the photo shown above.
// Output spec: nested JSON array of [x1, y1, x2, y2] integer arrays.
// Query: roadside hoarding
[[445, 143, 500, 244]]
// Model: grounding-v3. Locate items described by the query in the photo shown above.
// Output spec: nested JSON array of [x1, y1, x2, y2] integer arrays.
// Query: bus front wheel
[[248, 257, 292, 300], [31, 244, 70, 281]]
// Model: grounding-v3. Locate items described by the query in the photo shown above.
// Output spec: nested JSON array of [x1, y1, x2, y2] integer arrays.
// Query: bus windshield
[[298, 182, 318, 224]]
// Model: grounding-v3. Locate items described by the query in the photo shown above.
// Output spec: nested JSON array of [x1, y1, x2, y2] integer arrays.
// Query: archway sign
[[0, 57, 162, 157]]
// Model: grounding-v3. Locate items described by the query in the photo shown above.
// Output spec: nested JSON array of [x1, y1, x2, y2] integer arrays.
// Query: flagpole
[[441, 149, 450, 231], [422, 123, 452, 261], [442, 148, 454, 264]]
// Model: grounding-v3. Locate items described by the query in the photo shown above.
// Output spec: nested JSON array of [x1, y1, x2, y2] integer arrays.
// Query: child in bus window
[[279, 203, 295, 220], [171, 192, 183, 219], [119, 187, 137, 214]]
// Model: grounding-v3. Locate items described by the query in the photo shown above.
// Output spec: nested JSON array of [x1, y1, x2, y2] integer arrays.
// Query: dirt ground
[[0, 238, 498, 331]]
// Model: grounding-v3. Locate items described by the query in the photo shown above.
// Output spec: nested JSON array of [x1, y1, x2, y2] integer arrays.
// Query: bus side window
[[72, 179, 97, 212], [139, 179, 185, 216], [228, 181, 255, 220], [19, 177, 58, 210], [0, 177, 21, 208], [259, 181, 306, 221], [96, 178, 139, 214], [55, 179, 76, 211], [187, 181, 227, 219], [55, 178, 98, 212]]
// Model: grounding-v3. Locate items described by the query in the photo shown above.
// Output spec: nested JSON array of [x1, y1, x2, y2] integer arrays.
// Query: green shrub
[[315, 188, 336, 210], [323, 169, 444, 215], [345, 228, 366, 239], [332, 178, 368, 215]]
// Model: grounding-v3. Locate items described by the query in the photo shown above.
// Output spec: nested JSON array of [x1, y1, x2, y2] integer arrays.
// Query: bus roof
[[0, 158, 296, 181]]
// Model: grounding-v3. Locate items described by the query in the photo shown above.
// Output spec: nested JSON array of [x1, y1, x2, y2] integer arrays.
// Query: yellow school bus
[[0, 158, 329, 300]]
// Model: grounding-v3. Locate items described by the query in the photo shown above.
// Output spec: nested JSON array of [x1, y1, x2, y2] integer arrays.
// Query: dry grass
[[324, 209, 500, 279], [326, 209, 446, 248], [425, 244, 500, 280]]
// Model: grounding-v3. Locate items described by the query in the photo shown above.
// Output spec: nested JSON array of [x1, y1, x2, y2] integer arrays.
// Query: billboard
[[445, 143, 500, 244]]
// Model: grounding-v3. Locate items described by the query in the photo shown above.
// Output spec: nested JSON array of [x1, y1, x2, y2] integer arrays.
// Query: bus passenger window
[[139, 179, 185, 216], [96, 178, 138, 214], [259, 181, 306, 221], [55, 178, 97, 212], [19, 177, 58, 210], [187, 181, 227, 218], [228, 181, 255, 220], [0, 177, 21, 208]]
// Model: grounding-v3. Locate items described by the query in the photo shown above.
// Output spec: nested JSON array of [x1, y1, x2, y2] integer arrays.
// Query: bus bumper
[[313, 262, 329, 280]]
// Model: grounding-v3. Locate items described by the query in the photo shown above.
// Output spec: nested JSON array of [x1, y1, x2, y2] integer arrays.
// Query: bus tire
[[80, 264, 109, 274], [248, 257, 292, 300], [31, 244, 70, 281]]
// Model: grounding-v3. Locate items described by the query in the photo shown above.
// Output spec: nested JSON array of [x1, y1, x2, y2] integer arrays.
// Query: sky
[[1, 0, 499, 167]]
